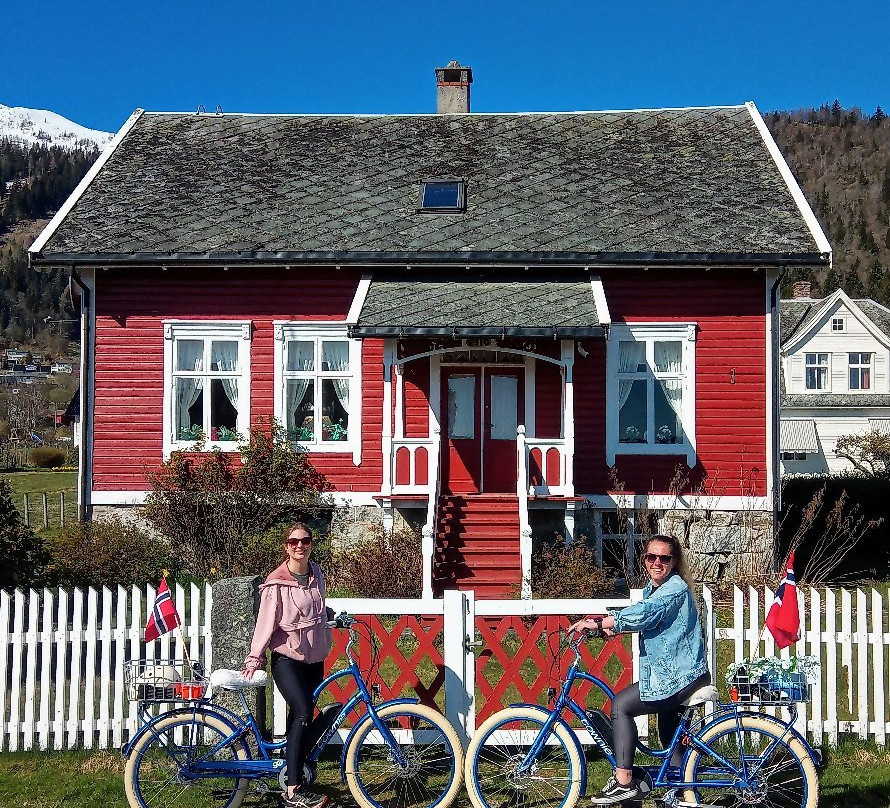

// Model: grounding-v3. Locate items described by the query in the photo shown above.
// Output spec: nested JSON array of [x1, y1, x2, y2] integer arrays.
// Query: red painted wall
[[92, 267, 383, 492], [573, 268, 768, 497]]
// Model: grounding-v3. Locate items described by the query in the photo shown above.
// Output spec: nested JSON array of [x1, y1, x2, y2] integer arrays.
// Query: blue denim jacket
[[610, 571, 708, 701]]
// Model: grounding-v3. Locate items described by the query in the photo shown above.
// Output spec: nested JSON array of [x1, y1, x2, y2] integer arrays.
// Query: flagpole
[[164, 572, 194, 676]]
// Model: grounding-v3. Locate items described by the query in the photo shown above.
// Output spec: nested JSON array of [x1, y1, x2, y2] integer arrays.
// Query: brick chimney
[[792, 280, 812, 299], [436, 61, 473, 114]]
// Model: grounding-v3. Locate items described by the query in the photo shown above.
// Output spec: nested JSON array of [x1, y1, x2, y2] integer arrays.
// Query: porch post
[[517, 425, 532, 598], [381, 339, 395, 496], [561, 340, 575, 497]]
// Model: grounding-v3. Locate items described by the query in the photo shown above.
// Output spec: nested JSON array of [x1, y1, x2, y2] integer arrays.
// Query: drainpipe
[[70, 268, 91, 521], [769, 266, 786, 572]]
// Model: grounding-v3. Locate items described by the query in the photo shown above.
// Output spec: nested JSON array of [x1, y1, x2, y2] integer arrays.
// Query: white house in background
[[780, 282, 890, 474]]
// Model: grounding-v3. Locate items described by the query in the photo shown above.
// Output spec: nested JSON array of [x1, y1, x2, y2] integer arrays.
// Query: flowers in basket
[[725, 655, 818, 702]]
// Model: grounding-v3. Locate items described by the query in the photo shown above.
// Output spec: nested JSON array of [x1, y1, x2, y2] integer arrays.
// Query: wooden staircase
[[433, 494, 521, 599]]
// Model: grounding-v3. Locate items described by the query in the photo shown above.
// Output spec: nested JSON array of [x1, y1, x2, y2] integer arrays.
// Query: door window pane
[[489, 375, 518, 440], [448, 375, 475, 439], [619, 380, 647, 442]]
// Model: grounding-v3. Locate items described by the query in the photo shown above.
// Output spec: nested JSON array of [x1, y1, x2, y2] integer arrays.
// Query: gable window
[[163, 321, 251, 457], [606, 323, 696, 466], [804, 353, 829, 390], [274, 323, 361, 461], [419, 180, 466, 212], [831, 317, 846, 332], [849, 352, 872, 390]]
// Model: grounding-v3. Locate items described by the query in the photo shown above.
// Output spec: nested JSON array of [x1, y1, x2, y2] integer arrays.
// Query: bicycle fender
[[339, 698, 420, 777], [507, 702, 588, 796], [121, 706, 244, 759]]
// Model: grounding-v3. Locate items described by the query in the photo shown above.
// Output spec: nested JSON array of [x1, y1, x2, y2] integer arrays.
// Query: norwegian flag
[[144, 578, 181, 643], [765, 552, 800, 649]]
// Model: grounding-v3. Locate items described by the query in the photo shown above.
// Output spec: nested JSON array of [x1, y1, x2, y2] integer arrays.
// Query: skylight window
[[419, 180, 466, 212]]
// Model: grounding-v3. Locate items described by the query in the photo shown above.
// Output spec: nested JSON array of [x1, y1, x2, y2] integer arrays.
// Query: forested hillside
[[0, 140, 97, 357], [765, 103, 890, 303]]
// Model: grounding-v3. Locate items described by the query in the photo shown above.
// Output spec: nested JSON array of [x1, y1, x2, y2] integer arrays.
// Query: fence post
[[42, 493, 49, 530], [60, 492, 65, 527], [443, 589, 475, 748], [22, 494, 29, 527]]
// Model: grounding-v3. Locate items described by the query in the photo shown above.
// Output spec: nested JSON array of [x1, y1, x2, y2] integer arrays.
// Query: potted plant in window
[[655, 425, 677, 444], [179, 424, 203, 441], [622, 425, 646, 443]]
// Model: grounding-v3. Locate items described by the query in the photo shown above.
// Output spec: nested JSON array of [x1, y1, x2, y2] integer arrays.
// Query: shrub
[[0, 479, 49, 588], [143, 419, 333, 578], [29, 447, 67, 468], [223, 522, 334, 580], [530, 536, 617, 599], [45, 516, 179, 588], [327, 525, 422, 598]]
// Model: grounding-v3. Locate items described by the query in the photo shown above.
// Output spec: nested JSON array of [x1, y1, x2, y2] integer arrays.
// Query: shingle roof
[[352, 270, 605, 336], [780, 296, 890, 346], [782, 393, 890, 408], [33, 106, 827, 265]]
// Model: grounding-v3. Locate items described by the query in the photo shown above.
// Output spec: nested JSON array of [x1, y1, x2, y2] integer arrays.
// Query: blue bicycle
[[122, 614, 463, 808], [465, 630, 820, 808]]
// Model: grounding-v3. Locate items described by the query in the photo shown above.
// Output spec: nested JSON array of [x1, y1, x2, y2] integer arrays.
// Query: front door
[[441, 367, 523, 494]]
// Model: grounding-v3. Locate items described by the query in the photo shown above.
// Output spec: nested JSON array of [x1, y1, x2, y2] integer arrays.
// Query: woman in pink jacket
[[243, 522, 332, 808]]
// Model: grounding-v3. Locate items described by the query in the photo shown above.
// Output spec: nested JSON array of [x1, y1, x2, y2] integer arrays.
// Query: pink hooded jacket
[[245, 560, 331, 667]]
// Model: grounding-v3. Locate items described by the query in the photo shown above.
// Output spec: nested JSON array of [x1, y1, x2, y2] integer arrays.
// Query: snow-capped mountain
[[0, 103, 113, 151]]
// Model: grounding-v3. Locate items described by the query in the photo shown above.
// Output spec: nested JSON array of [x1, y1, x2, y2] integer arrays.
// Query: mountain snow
[[0, 103, 113, 151]]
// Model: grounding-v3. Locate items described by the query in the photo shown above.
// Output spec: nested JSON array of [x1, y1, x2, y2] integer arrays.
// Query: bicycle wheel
[[465, 706, 583, 808], [124, 711, 251, 808], [345, 702, 464, 808], [681, 714, 818, 808]]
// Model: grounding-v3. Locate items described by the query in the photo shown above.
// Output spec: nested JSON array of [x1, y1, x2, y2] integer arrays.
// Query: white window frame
[[274, 322, 362, 464], [605, 323, 696, 466], [848, 351, 873, 391], [162, 320, 252, 459], [831, 316, 846, 332], [804, 352, 830, 391]]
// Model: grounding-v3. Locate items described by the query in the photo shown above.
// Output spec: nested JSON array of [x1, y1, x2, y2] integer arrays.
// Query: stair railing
[[421, 425, 441, 599], [516, 425, 533, 599]]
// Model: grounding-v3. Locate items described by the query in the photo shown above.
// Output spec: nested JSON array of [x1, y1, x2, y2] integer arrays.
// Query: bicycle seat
[[681, 684, 718, 707], [209, 669, 269, 691]]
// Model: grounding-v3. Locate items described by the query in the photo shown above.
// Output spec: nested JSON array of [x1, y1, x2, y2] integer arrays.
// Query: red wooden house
[[30, 64, 830, 597]]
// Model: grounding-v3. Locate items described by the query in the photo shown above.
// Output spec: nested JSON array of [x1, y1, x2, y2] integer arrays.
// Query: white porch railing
[[390, 437, 438, 495], [516, 427, 533, 598], [524, 436, 571, 496]]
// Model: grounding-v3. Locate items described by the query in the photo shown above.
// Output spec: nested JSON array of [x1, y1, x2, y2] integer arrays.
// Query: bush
[[530, 536, 617, 599], [29, 447, 67, 468], [0, 479, 48, 588], [143, 419, 333, 578], [45, 516, 179, 588], [327, 525, 422, 598]]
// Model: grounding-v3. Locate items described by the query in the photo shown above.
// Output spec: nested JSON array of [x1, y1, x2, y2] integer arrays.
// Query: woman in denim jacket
[[569, 534, 709, 805]]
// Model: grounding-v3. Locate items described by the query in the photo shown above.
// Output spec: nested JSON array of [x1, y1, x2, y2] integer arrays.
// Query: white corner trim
[[347, 273, 373, 324], [589, 273, 611, 326], [745, 102, 832, 260], [30, 109, 146, 256]]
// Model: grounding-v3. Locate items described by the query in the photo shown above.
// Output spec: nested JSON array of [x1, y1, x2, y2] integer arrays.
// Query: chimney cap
[[436, 61, 473, 85]]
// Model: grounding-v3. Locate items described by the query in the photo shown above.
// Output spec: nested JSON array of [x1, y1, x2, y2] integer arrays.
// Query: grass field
[[1, 743, 888, 808], [1, 470, 77, 531]]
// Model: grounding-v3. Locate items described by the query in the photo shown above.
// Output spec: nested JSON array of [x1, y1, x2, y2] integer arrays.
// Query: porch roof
[[349, 272, 608, 338]]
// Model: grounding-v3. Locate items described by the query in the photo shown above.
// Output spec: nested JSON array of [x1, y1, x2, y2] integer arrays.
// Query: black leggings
[[271, 653, 324, 787], [610, 671, 711, 770]]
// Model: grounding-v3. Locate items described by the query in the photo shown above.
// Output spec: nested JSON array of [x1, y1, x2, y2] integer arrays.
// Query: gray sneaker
[[590, 776, 644, 805], [282, 787, 329, 808]]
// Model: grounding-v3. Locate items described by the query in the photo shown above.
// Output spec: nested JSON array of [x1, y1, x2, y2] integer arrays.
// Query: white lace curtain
[[176, 341, 204, 433], [287, 341, 314, 431], [654, 341, 682, 427], [324, 342, 350, 413], [211, 341, 239, 410], [618, 341, 646, 410]]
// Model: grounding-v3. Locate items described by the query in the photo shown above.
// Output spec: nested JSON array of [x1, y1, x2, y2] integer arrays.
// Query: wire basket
[[728, 668, 811, 705], [124, 659, 208, 702]]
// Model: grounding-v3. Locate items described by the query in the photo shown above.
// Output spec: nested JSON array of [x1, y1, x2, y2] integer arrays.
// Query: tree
[[834, 430, 890, 476], [873, 106, 886, 126], [0, 479, 48, 588]]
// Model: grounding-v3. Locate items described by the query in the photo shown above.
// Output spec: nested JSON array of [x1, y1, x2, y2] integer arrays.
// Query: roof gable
[[32, 105, 829, 265], [781, 289, 890, 353]]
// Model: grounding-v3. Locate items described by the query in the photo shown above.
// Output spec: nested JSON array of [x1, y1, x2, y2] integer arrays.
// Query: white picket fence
[[1, 583, 889, 751]]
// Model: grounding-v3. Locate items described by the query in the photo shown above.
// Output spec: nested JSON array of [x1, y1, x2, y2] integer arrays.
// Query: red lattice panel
[[474, 615, 633, 724], [323, 615, 445, 712]]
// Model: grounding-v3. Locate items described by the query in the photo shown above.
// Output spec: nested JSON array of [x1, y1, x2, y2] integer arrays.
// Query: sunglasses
[[287, 537, 313, 546], [644, 553, 673, 564]]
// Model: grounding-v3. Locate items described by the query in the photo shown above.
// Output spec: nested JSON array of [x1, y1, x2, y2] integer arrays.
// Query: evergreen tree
[[0, 479, 48, 588], [873, 106, 886, 126]]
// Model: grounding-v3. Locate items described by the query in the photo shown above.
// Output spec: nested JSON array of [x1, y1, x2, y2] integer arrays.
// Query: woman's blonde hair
[[645, 534, 691, 585]]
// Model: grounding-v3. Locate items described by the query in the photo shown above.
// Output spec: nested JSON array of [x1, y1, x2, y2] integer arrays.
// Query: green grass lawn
[[1, 470, 77, 496], [0, 743, 888, 808]]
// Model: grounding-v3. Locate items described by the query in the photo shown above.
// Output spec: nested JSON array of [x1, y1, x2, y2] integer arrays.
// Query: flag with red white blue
[[144, 577, 181, 643], [765, 552, 800, 649]]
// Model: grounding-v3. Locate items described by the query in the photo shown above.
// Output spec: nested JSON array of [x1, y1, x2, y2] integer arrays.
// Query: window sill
[[609, 442, 696, 467]]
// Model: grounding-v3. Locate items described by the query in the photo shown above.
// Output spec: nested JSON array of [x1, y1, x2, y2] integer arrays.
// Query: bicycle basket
[[729, 667, 810, 705], [124, 659, 208, 702]]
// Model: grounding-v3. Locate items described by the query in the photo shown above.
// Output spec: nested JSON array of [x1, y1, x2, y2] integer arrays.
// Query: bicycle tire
[[345, 702, 464, 808], [681, 714, 818, 808], [465, 706, 583, 808], [124, 711, 251, 808]]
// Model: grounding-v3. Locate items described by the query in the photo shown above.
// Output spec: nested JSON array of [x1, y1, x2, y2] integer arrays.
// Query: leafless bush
[[529, 535, 617, 599], [326, 524, 423, 598]]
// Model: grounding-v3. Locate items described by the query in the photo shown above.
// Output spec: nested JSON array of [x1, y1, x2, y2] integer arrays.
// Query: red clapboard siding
[[91, 267, 383, 493], [573, 268, 768, 497], [402, 359, 430, 438], [534, 360, 562, 439]]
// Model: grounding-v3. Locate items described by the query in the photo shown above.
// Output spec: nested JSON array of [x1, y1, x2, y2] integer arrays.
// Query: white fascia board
[[30, 109, 146, 257], [783, 288, 890, 354], [589, 273, 611, 326], [347, 272, 373, 324], [746, 102, 832, 261]]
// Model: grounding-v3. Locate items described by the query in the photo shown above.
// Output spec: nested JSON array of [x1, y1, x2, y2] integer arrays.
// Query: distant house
[[30, 63, 830, 594], [780, 282, 890, 474], [51, 362, 73, 374]]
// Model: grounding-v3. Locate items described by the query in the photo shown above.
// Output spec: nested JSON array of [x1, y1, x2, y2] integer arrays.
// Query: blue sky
[[3, 0, 889, 134]]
